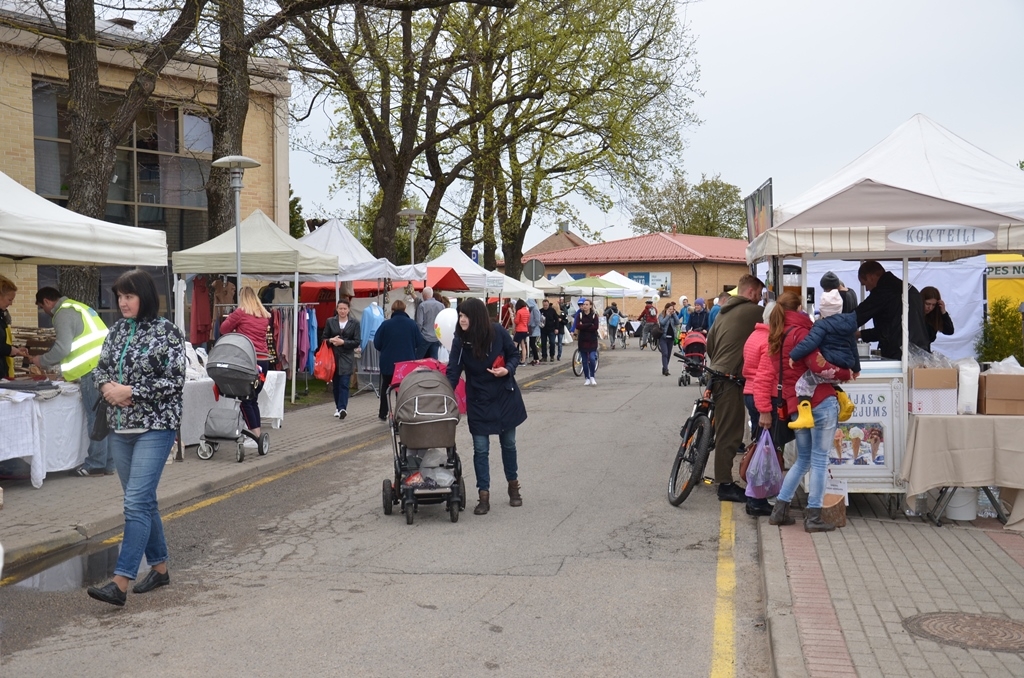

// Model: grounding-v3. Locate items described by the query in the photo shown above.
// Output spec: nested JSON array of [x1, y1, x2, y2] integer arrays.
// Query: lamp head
[[212, 155, 261, 169]]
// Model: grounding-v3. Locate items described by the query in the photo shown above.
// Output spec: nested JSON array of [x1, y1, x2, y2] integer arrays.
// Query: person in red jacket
[[637, 299, 659, 348], [219, 287, 271, 444], [752, 291, 854, 532], [513, 299, 531, 362]]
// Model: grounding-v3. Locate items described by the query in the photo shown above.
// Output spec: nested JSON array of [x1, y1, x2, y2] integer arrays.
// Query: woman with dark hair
[[86, 269, 185, 606], [919, 286, 954, 350], [373, 299, 424, 421], [658, 300, 680, 376], [323, 299, 360, 420], [513, 299, 530, 362], [446, 297, 527, 515], [575, 298, 600, 385], [751, 291, 853, 533]]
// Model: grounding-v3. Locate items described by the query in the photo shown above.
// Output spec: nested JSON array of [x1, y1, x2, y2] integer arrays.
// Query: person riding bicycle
[[637, 299, 659, 349]]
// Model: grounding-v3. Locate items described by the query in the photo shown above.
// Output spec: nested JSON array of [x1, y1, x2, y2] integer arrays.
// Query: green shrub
[[975, 297, 1024, 363]]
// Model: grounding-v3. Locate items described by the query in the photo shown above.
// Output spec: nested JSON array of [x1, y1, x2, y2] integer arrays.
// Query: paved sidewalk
[[0, 361, 567, 573], [762, 498, 1024, 678]]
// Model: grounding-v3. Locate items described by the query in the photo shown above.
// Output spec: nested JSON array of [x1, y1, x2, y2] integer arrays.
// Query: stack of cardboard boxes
[[978, 374, 1024, 415], [910, 367, 1024, 415]]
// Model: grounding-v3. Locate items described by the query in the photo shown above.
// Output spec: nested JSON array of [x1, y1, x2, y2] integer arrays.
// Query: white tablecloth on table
[[0, 385, 88, 488], [180, 371, 286, 446]]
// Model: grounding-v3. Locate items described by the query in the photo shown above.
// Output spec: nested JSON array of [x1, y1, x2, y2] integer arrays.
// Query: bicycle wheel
[[572, 348, 583, 376], [667, 414, 713, 506]]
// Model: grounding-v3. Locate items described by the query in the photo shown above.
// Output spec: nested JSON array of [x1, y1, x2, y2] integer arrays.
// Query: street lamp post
[[397, 208, 426, 266], [211, 155, 261, 288]]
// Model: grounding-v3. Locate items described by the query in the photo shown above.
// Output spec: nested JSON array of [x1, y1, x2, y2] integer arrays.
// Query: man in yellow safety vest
[[31, 287, 111, 477]]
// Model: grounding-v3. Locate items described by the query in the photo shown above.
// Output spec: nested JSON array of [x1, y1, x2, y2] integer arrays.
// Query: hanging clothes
[[305, 307, 319, 374], [189, 276, 212, 346], [296, 307, 311, 371], [360, 302, 385, 350]]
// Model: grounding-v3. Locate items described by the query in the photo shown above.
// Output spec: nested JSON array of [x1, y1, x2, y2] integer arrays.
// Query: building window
[[31, 79, 211, 252]]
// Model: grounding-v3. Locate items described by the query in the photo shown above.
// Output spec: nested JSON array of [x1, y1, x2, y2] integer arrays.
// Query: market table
[[0, 385, 88, 488], [901, 414, 1024, 528], [180, 371, 286, 447]]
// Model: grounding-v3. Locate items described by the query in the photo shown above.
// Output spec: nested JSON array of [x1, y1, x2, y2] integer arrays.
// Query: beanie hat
[[695, 297, 705, 307], [819, 289, 844, 317], [820, 271, 842, 291], [762, 301, 775, 324]]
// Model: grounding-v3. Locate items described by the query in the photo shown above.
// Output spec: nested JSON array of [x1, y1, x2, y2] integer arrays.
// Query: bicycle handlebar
[[673, 352, 744, 387]]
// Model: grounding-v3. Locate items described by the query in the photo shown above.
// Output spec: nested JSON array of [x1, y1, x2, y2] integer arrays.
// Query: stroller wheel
[[382, 479, 394, 515], [405, 501, 415, 525], [459, 481, 466, 511], [449, 498, 460, 523], [258, 432, 270, 456], [235, 443, 245, 463], [678, 375, 684, 387], [197, 441, 214, 460]]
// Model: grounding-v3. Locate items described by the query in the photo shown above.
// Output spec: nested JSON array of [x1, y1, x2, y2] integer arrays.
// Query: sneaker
[[717, 482, 747, 503], [243, 438, 258, 449], [746, 498, 773, 516], [590, 377, 597, 385], [333, 409, 341, 418], [69, 465, 100, 477], [339, 409, 347, 420], [874, 455, 885, 465]]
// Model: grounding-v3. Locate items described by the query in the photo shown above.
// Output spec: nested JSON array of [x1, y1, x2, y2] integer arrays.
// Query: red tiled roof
[[523, 230, 589, 257], [525, 232, 747, 265]]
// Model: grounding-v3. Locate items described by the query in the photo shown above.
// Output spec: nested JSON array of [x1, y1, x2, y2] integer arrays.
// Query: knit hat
[[820, 271, 842, 291], [819, 289, 844, 317], [762, 301, 775, 324], [695, 297, 705, 307]]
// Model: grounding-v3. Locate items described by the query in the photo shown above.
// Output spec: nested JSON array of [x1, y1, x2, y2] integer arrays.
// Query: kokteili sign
[[887, 226, 996, 248]]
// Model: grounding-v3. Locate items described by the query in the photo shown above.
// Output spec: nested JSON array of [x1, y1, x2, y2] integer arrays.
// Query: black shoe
[[132, 569, 170, 594], [87, 581, 127, 606], [745, 498, 773, 517], [717, 482, 747, 503], [662, 369, 670, 376]]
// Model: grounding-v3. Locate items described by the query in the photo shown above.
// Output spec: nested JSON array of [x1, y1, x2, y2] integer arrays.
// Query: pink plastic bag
[[745, 429, 783, 499]]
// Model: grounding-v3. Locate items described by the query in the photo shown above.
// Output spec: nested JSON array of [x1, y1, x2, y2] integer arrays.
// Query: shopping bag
[[313, 341, 335, 381], [745, 429, 783, 499]]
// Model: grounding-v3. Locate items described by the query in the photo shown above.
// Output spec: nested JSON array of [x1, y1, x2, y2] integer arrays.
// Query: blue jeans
[[581, 350, 598, 379], [333, 373, 351, 411], [555, 332, 564, 359], [240, 360, 269, 430], [110, 429, 176, 579], [471, 428, 518, 491], [777, 396, 838, 509], [79, 372, 112, 473], [423, 341, 441, 360], [659, 336, 674, 371]]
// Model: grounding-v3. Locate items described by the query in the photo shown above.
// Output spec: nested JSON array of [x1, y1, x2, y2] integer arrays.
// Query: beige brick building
[[0, 13, 290, 326]]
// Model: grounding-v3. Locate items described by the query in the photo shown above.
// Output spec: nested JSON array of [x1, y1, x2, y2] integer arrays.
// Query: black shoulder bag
[[770, 330, 795, 448], [90, 397, 110, 441]]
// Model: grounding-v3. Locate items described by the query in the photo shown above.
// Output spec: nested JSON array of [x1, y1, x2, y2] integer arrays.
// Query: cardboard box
[[909, 368, 959, 414], [978, 374, 1024, 415]]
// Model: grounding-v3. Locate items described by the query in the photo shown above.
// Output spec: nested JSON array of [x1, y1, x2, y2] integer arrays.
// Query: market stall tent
[[297, 218, 426, 281], [0, 170, 167, 266], [423, 248, 505, 292], [600, 270, 659, 299]]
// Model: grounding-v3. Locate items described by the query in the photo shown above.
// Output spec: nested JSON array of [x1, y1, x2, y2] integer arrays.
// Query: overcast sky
[[288, 0, 1024, 250]]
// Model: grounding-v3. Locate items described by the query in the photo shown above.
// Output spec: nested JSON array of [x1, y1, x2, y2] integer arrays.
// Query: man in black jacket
[[540, 299, 560, 362], [855, 261, 928, 360]]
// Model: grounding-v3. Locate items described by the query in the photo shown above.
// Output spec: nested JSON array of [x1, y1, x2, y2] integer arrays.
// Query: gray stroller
[[197, 333, 269, 463]]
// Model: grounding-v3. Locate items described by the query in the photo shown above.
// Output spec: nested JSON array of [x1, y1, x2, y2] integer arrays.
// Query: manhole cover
[[903, 612, 1024, 652]]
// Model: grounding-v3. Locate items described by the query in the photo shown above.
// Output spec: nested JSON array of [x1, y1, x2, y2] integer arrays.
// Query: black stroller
[[382, 368, 465, 524], [197, 334, 269, 463]]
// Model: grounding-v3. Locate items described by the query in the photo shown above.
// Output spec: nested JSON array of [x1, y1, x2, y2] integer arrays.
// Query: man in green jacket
[[705, 275, 765, 509]]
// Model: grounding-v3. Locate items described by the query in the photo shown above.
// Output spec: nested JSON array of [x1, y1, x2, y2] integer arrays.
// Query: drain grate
[[903, 612, 1024, 652]]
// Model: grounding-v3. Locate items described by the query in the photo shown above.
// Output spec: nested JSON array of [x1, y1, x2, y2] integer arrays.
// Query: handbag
[[90, 398, 110, 441], [313, 340, 336, 381], [650, 321, 664, 340], [770, 329, 796, 448]]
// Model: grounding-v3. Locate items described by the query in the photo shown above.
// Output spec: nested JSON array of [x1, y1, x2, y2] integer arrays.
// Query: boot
[[788, 399, 814, 429], [769, 499, 795, 526], [803, 507, 836, 533], [508, 480, 523, 507], [474, 490, 490, 515], [835, 388, 855, 422]]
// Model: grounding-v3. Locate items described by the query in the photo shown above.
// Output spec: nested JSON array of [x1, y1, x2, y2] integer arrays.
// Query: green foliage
[[975, 297, 1024, 363], [288, 186, 307, 239], [629, 171, 745, 238]]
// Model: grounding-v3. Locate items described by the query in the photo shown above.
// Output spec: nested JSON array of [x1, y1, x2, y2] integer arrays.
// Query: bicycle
[[571, 346, 599, 377], [667, 355, 745, 506]]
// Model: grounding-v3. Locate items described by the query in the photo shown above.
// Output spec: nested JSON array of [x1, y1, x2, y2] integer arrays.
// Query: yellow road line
[[710, 500, 736, 678], [520, 367, 569, 388]]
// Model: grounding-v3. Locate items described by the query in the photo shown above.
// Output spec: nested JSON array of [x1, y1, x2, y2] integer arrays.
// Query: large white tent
[[748, 114, 1024, 263], [0, 170, 167, 267], [297, 219, 425, 281], [424, 248, 504, 292], [600, 270, 660, 299], [496, 274, 544, 299]]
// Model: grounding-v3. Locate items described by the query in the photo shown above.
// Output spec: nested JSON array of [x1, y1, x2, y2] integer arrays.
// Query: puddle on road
[[4, 543, 152, 593]]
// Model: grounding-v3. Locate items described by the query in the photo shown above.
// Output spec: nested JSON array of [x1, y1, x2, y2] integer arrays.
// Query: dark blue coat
[[373, 311, 424, 375], [446, 323, 527, 436], [789, 312, 861, 372]]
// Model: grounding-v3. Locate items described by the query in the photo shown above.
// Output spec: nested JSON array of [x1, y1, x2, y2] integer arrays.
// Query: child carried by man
[[788, 289, 860, 428]]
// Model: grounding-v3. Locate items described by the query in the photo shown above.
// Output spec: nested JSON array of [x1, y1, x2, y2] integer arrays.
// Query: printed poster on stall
[[829, 382, 893, 469]]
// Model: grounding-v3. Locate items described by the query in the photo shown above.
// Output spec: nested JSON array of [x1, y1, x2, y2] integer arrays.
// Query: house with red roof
[[522, 223, 590, 257], [521, 232, 751, 317]]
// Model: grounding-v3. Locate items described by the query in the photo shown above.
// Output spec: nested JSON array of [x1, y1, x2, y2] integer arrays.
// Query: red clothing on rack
[[190, 276, 212, 345]]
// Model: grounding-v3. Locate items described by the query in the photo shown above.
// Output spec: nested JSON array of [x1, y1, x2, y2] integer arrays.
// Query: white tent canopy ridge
[[424, 248, 505, 292], [295, 218, 425, 282]]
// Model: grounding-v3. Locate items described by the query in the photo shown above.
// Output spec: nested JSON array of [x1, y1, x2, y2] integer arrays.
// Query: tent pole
[[292, 271, 299, 404], [902, 258, 909, 376], [335, 274, 340, 304]]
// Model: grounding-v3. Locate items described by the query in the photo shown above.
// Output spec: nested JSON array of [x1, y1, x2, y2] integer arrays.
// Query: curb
[[3, 360, 568, 573], [758, 519, 807, 678]]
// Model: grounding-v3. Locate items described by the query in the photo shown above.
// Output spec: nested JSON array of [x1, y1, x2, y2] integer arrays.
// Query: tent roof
[[172, 209, 338, 274], [0, 170, 167, 267], [424, 248, 505, 291], [748, 115, 1024, 263], [497, 275, 544, 299], [600, 270, 660, 299], [297, 219, 426, 281]]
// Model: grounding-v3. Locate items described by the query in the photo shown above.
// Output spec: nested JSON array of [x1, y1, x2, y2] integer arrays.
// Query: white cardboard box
[[909, 388, 958, 415]]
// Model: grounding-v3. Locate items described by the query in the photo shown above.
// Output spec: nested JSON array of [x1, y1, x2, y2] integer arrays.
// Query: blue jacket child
[[789, 304, 861, 373]]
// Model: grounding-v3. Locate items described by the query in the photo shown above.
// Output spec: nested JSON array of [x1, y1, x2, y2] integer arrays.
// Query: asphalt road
[[0, 348, 770, 676]]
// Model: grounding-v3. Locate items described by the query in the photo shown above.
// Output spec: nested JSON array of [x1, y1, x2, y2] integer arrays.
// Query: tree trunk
[[373, 179, 405, 262]]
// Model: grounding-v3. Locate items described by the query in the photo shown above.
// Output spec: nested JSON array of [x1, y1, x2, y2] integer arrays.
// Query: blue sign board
[[628, 272, 650, 286], [471, 248, 479, 264]]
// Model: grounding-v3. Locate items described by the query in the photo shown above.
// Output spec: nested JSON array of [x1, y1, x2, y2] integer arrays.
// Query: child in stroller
[[677, 330, 707, 387], [197, 334, 269, 463]]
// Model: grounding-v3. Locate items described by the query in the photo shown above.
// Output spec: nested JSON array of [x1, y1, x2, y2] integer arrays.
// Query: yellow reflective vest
[[56, 299, 108, 381]]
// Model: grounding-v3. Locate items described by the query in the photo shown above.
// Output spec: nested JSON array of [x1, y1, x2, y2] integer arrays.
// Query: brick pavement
[[763, 502, 1024, 678], [0, 360, 567, 573]]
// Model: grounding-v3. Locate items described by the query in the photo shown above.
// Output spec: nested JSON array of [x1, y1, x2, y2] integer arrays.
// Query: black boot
[[746, 498, 772, 517], [803, 507, 835, 533], [769, 499, 795, 526]]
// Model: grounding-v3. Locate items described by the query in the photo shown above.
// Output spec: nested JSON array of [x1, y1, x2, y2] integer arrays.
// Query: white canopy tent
[[0, 170, 167, 267], [297, 219, 426, 282], [497, 275, 545, 299], [172, 209, 339, 403], [531, 268, 577, 292], [600, 270, 660, 299], [424, 248, 505, 293]]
